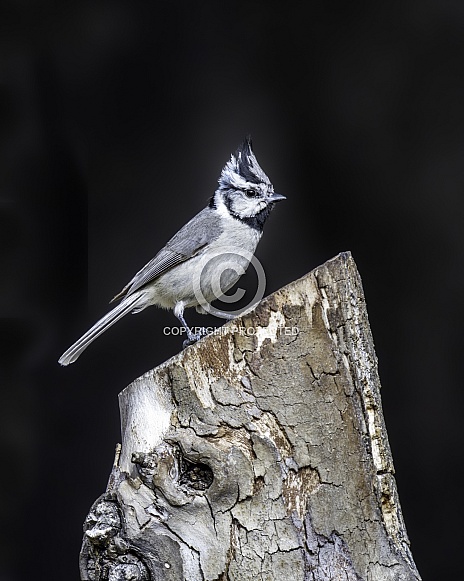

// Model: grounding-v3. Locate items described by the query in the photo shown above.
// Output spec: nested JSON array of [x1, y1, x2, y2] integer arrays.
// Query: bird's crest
[[218, 136, 271, 190]]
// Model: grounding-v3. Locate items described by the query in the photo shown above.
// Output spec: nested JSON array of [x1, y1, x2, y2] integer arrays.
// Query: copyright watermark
[[163, 325, 300, 337], [192, 244, 267, 319]]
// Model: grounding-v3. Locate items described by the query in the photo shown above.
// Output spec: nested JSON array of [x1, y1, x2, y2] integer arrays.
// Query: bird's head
[[211, 137, 285, 230]]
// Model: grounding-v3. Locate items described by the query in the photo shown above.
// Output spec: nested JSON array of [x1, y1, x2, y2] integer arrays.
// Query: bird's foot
[[210, 308, 236, 321], [182, 327, 209, 349]]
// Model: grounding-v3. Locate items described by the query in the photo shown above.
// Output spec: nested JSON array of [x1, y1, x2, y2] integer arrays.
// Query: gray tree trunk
[[80, 252, 421, 581]]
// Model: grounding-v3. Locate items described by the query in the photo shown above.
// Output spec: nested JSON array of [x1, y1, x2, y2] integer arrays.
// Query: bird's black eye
[[244, 189, 257, 198]]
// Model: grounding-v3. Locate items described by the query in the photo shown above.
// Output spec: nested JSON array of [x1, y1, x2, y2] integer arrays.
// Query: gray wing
[[111, 207, 222, 301]]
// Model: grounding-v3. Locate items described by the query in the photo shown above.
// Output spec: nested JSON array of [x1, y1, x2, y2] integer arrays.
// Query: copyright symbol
[[192, 245, 266, 319]]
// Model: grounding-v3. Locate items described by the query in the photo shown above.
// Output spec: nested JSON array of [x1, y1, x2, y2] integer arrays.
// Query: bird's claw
[[182, 327, 209, 349]]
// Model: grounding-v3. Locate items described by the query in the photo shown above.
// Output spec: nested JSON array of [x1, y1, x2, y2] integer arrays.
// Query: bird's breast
[[144, 221, 262, 309]]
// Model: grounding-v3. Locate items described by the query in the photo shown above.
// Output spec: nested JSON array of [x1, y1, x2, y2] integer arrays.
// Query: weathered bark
[[80, 252, 421, 581]]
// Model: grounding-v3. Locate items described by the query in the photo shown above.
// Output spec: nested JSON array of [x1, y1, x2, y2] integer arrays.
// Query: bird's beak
[[268, 192, 286, 202]]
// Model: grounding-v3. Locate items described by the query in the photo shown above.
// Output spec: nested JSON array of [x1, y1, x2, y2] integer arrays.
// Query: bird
[[58, 137, 285, 366]]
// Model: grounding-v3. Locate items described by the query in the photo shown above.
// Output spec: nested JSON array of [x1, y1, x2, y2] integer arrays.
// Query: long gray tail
[[58, 293, 145, 366]]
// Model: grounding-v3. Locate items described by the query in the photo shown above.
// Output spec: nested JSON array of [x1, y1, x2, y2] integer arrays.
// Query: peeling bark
[[80, 252, 421, 581]]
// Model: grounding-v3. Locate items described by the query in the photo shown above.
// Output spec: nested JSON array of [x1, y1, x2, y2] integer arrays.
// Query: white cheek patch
[[247, 200, 267, 215], [232, 196, 267, 218]]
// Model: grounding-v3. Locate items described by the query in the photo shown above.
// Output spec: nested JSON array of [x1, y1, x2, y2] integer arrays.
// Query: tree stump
[[79, 252, 421, 581]]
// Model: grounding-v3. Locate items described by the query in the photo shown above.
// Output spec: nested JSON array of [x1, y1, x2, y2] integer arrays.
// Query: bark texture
[[80, 252, 421, 581]]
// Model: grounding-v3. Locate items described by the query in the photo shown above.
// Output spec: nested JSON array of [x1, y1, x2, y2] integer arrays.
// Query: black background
[[1, 1, 463, 579]]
